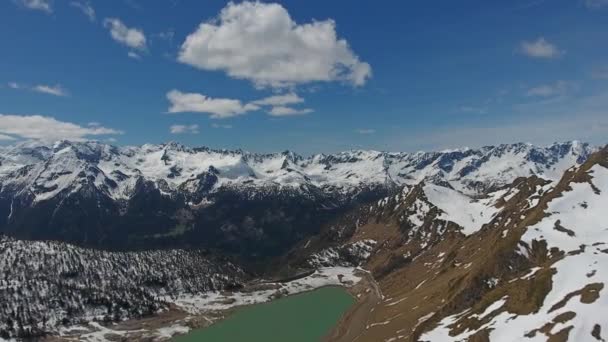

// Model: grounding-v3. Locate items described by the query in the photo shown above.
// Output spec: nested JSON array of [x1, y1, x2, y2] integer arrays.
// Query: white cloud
[[268, 106, 313, 116], [170, 124, 199, 134], [127, 51, 141, 60], [178, 1, 371, 88], [7, 82, 69, 97], [33, 84, 69, 97], [0, 134, 17, 141], [520, 37, 561, 59], [526, 80, 576, 97], [14, 0, 52, 13], [166, 90, 259, 119], [252, 93, 304, 106], [103, 18, 147, 51], [254, 92, 313, 115], [0, 114, 122, 141], [70, 1, 95, 21], [355, 129, 376, 134], [166, 89, 316, 118]]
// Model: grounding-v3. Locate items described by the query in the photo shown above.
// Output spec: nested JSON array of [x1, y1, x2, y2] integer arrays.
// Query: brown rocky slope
[[290, 146, 608, 342]]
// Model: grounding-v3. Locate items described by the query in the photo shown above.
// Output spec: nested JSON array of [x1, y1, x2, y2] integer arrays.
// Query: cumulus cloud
[[166, 89, 316, 118], [70, 1, 95, 21], [178, 1, 371, 88], [254, 93, 313, 115], [14, 0, 52, 13], [33, 84, 69, 97], [166, 90, 259, 118], [526, 80, 576, 97], [0, 114, 122, 141], [268, 106, 313, 116], [0, 134, 17, 141], [251, 93, 304, 106], [169, 124, 199, 134], [355, 129, 376, 134], [127, 51, 141, 60], [520, 37, 562, 58], [7, 82, 69, 97], [103, 18, 147, 51]]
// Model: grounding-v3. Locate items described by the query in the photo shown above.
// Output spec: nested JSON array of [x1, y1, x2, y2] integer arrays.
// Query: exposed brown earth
[[318, 147, 608, 341], [317, 181, 548, 341], [549, 283, 604, 312], [325, 271, 382, 342]]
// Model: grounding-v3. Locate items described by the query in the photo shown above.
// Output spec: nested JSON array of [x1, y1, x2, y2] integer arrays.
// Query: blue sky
[[1, 0, 607, 154]]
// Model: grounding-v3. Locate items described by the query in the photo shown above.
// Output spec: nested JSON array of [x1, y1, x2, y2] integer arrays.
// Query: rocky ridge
[[0, 140, 593, 257], [292, 146, 608, 342]]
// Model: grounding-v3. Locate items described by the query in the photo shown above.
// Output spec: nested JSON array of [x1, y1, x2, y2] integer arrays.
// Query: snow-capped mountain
[[0, 140, 593, 201], [0, 140, 594, 255], [0, 140, 604, 341]]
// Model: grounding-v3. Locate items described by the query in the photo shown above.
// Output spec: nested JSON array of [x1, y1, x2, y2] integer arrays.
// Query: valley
[[0, 140, 606, 342], [4, 0, 607, 340]]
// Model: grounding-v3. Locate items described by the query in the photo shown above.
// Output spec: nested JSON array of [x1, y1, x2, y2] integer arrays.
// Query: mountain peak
[[0, 140, 597, 204]]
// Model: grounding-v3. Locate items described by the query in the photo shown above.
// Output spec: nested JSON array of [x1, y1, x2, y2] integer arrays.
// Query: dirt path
[[325, 270, 382, 342]]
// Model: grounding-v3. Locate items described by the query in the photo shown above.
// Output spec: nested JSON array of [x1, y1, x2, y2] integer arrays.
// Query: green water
[[174, 287, 354, 342]]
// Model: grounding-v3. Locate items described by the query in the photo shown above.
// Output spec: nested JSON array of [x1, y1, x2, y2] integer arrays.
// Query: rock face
[[0, 140, 593, 257], [293, 146, 608, 342]]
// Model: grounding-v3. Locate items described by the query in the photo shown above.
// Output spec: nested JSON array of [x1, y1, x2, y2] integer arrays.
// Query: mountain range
[[0, 140, 605, 341], [0, 140, 593, 255]]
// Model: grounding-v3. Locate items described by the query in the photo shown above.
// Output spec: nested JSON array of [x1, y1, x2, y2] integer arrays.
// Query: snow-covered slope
[[423, 183, 503, 235], [290, 146, 608, 342], [421, 148, 608, 342], [0, 141, 604, 341], [0, 140, 594, 204]]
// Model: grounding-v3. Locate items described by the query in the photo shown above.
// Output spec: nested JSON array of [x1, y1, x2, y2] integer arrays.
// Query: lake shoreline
[[324, 270, 382, 342], [45, 267, 367, 341], [174, 286, 356, 341]]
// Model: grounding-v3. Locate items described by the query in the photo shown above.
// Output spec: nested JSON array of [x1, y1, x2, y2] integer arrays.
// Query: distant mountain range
[[0, 140, 593, 254], [0, 140, 594, 201]]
